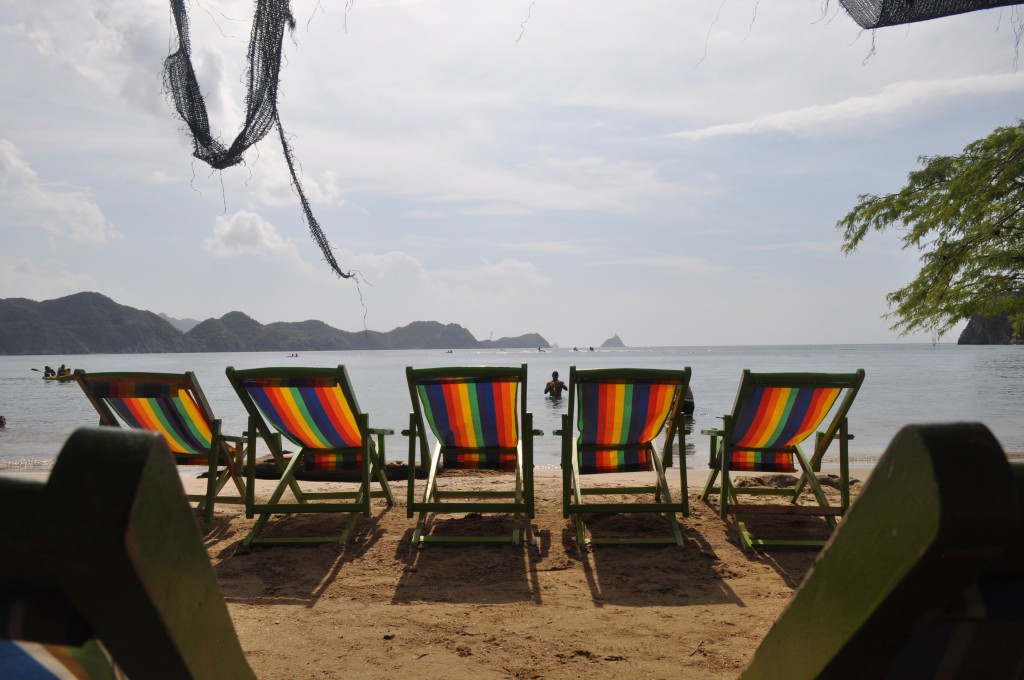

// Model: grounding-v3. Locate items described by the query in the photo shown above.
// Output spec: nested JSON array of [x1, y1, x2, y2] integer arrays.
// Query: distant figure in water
[[537, 347, 546, 352], [544, 371, 568, 399], [0, 415, 6, 429]]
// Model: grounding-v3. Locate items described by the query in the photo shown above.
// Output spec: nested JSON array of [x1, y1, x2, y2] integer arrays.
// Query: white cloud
[[591, 254, 724, 273], [9, 0, 170, 116], [203, 209, 302, 262], [0, 257, 99, 300], [499, 240, 595, 256], [669, 74, 1024, 141], [0, 139, 121, 245], [744, 240, 847, 253]]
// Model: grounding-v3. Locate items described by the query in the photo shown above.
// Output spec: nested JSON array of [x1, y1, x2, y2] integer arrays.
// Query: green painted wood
[[741, 423, 1020, 680], [703, 369, 864, 549], [405, 364, 535, 546], [226, 365, 394, 547], [2, 427, 254, 679], [73, 369, 248, 523], [561, 365, 691, 547]]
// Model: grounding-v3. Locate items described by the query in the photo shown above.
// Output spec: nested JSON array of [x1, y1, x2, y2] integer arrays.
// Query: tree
[[838, 120, 1024, 340]]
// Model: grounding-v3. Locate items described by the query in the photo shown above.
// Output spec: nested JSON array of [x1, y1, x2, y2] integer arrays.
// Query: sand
[[184, 468, 856, 680]]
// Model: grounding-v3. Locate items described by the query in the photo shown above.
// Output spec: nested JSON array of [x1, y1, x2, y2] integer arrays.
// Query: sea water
[[1, 344, 1022, 471]]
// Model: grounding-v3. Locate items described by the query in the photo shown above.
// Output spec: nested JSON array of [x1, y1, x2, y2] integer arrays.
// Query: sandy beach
[[176, 467, 856, 680]]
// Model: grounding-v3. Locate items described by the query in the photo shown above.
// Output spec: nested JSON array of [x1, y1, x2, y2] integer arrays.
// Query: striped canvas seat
[[0, 594, 111, 679], [74, 370, 247, 522], [561, 367, 692, 546], [82, 379, 215, 464], [236, 376, 364, 472], [0, 639, 116, 680], [405, 365, 535, 545], [576, 379, 680, 474], [701, 369, 865, 550], [226, 366, 394, 548], [415, 376, 520, 471], [728, 385, 843, 473]]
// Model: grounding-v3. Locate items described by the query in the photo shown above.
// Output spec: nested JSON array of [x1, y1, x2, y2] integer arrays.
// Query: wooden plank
[[740, 423, 1018, 680], [727, 504, 844, 516]]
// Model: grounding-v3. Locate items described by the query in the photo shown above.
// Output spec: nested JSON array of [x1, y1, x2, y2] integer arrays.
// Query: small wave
[[0, 458, 56, 471]]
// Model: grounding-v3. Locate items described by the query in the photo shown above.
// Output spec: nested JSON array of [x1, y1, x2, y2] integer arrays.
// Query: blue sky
[[2, 1, 1022, 346]]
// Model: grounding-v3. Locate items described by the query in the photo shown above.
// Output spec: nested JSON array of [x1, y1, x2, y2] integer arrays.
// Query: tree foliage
[[839, 120, 1024, 339]]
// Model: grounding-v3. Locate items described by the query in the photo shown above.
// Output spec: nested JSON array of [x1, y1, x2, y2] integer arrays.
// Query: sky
[[1, 1, 1023, 347]]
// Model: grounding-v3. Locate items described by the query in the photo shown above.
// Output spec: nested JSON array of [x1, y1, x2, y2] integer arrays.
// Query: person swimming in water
[[544, 371, 568, 399]]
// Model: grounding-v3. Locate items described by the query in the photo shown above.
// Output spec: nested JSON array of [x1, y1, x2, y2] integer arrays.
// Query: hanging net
[[163, 0, 353, 279], [839, 0, 1021, 28]]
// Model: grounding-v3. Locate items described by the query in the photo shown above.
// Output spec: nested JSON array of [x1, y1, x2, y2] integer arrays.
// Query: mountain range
[[0, 292, 551, 355]]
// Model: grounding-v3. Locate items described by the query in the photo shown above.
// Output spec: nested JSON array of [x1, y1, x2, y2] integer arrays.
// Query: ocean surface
[[2, 344, 1022, 472]]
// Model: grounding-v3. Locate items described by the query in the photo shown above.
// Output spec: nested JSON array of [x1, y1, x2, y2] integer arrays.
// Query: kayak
[[43, 374, 76, 382]]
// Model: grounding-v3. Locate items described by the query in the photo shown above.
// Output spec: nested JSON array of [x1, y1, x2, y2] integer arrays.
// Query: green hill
[[0, 292, 550, 355]]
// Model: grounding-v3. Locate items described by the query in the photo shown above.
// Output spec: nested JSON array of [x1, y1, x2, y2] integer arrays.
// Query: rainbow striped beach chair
[[405, 365, 537, 545], [74, 370, 247, 523], [559, 366, 692, 546], [701, 369, 865, 550], [226, 366, 394, 547], [0, 427, 254, 680]]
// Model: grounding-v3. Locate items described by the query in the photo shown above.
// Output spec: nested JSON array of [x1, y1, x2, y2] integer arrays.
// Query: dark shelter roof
[[840, 0, 1021, 28], [162, 0, 352, 279]]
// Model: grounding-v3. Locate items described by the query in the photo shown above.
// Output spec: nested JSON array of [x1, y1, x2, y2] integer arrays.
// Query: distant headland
[[0, 292, 556, 355]]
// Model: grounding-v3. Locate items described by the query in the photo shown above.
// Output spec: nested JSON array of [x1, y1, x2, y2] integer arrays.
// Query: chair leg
[[411, 447, 442, 546], [369, 435, 394, 507], [650, 447, 683, 545], [242, 450, 306, 549], [701, 439, 722, 503], [793, 448, 838, 530]]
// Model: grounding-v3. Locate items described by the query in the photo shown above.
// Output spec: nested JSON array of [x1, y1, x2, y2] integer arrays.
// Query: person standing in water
[[544, 371, 568, 398]]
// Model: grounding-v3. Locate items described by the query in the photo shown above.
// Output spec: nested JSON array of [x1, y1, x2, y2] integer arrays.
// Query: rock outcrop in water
[[0, 292, 551, 355], [958, 314, 1018, 345], [600, 334, 625, 348]]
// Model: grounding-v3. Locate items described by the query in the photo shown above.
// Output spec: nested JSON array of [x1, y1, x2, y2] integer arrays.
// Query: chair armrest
[[532, 429, 544, 436], [368, 428, 394, 436], [400, 429, 411, 436], [552, 428, 563, 436], [701, 428, 723, 437]]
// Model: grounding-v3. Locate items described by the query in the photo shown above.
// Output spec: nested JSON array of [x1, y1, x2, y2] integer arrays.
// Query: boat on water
[[42, 373, 76, 382]]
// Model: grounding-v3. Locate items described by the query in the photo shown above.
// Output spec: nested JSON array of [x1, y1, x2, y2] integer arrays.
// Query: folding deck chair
[[741, 423, 1024, 679], [225, 365, 394, 547], [404, 364, 537, 545], [559, 366, 692, 546], [74, 369, 247, 523], [0, 427, 254, 679], [701, 369, 865, 550]]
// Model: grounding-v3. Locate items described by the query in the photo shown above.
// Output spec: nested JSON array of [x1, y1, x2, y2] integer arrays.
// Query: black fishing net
[[840, 0, 1021, 28], [163, 0, 352, 279]]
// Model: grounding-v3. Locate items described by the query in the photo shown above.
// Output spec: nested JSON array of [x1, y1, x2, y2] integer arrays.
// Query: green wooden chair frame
[[404, 364, 538, 546], [558, 366, 692, 547], [0, 427, 254, 679], [225, 365, 395, 548], [701, 369, 865, 550], [73, 369, 247, 523], [741, 423, 1024, 679]]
